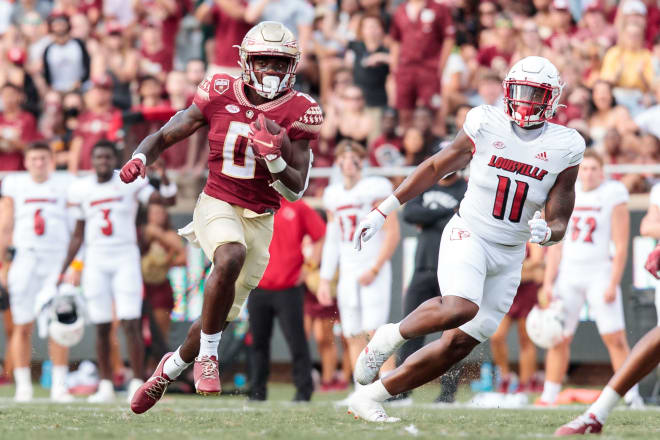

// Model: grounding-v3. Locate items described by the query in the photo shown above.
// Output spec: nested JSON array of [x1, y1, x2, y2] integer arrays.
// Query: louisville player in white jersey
[[640, 181, 660, 321], [0, 142, 74, 402], [57, 140, 176, 403], [317, 141, 400, 389], [538, 150, 642, 407], [121, 22, 322, 414], [554, 247, 660, 436], [344, 56, 585, 422]]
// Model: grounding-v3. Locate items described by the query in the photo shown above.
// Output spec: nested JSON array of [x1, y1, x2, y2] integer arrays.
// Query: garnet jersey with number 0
[[68, 174, 154, 248], [323, 176, 392, 267], [561, 180, 628, 266], [0, 173, 71, 251], [460, 105, 586, 246], [193, 74, 323, 213]]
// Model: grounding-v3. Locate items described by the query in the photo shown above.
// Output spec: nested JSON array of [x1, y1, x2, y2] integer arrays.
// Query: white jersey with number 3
[[323, 176, 392, 268], [561, 180, 628, 266], [459, 105, 586, 246], [68, 173, 154, 249], [1, 173, 71, 252]]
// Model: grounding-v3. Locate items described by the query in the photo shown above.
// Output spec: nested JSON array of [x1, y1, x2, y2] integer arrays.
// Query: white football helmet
[[526, 302, 565, 349], [235, 21, 300, 100], [48, 284, 85, 348], [503, 56, 564, 127]]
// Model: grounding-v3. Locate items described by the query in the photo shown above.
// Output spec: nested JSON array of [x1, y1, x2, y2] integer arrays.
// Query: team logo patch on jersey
[[450, 228, 471, 241], [535, 151, 548, 161], [492, 141, 505, 149], [213, 79, 229, 95], [199, 78, 210, 93], [225, 104, 240, 114]]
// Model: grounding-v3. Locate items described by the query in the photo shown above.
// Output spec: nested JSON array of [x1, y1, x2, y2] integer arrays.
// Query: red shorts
[[507, 282, 539, 320], [395, 66, 441, 111], [144, 280, 175, 311], [304, 290, 339, 320]]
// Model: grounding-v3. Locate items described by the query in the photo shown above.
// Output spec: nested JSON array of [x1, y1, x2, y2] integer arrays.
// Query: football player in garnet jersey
[[537, 150, 643, 408], [58, 140, 176, 403], [123, 21, 323, 414], [554, 246, 660, 436], [0, 142, 74, 402], [345, 56, 585, 422]]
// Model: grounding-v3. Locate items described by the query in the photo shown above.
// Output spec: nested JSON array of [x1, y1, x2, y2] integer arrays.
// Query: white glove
[[353, 209, 386, 251], [528, 210, 551, 244]]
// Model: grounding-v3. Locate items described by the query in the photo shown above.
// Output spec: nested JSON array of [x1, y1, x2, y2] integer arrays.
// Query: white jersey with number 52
[[560, 180, 628, 266], [459, 105, 586, 246], [1, 173, 72, 252], [68, 173, 154, 249]]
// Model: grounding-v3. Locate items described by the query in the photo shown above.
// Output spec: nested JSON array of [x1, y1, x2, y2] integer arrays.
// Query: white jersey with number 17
[[459, 105, 586, 246], [68, 173, 154, 249]]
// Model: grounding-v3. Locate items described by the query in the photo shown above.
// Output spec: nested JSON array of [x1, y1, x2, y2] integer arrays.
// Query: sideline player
[[0, 142, 74, 402], [640, 180, 660, 321], [317, 141, 400, 393], [346, 56, 585, 422], [58, 140, 176, 402], [124, 21, 322, 414], [554, 244, 660, 435], [537, 150, 642, 407]]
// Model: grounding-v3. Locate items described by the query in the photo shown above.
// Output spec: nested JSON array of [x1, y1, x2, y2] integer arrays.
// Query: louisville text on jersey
[[487, 155, 549, 181]]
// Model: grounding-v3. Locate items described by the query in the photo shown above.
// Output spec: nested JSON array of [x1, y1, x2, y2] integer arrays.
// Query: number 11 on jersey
[[492, 175, 529, 223]]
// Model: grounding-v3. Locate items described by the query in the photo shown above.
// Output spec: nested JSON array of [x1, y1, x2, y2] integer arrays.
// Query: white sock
[[52, 365, 69, 390], [588, 386, 621, 423], [540, 380, 561, 404], [624, 383, 640, 403], [97, 379, 114, 395], [14, 367, 31, 389], [363, 379, 393, 402], [381, 322, 406, 347], [199, 331, 222, 358], [163, 347, 192, 379]]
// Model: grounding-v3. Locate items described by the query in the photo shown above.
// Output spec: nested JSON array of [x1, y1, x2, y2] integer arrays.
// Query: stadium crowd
[[0, 0, 659, 403]]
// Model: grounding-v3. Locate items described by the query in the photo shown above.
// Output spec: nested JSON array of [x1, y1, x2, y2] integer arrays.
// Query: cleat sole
[[196, 390, 221, 396]]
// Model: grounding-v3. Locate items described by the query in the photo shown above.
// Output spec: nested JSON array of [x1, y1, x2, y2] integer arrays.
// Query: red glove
[[119, 156, 146, 183], [248, 113, 285, 161], [645, 245, 660, 279]]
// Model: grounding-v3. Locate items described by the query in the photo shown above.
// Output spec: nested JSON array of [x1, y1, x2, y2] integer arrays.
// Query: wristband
[[376, 195, 401, 217], [131, 152, 147, 165], [159, 181, 178, 198], [266, 156, 287, 174]]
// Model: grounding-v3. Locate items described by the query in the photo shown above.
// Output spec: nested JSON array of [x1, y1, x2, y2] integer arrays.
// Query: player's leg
[[555, 326, 660, 436], [312, 317, 338, 387], [539, 277, 584, 405], [274, 286, 313, 401], [362, 263, 395, 374], [394, 68, 415, 129], [353, 216, 485, 386], [516, 317, 537, 387], [490, 315, 513, 392], [336, 270, 364, 379], [246, 287, 275, 401], [48, 339, 73, 402]]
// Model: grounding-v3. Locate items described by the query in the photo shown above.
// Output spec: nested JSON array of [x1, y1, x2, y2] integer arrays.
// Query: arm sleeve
[[0, 175, 14, 198], [319, 217, 340, 280], [300, 202, 326, 242], [462, 106, 484, 143], [192, 74, 214, 118], [609, 181, 629, 207], [566, 133, 586, 167], [289, 101, 324, 141]]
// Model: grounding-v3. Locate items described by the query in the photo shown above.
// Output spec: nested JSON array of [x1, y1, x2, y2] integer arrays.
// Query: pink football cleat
[[194, 355, 221, 395], [554, 413, 603, 436], [130, 352, 174, 414]]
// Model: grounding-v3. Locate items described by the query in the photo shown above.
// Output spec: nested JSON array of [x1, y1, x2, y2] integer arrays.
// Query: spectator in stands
[[512, 20, 554, 64], [0, 83, 41, 171], [248, 198, 325, 402], [10, 0, 51, 25], [321, 85, 373, 148], [545, 0, 575, 54], [587, 80, 637, 152], [345, 14, 389, 137], [411, 106, 441, 158], [0, 47, 40, 117], [601, 22, 654, 114], [369, 107, 404, 168], [68, 75, 121, 173], [185, 58, 206, 97], [91, 21, 139, 111], [467, 71, 505, 110], [194, 0, 250, 77], [43, 13, 90, 92], [139, 19, 172, 81], [491, 244, 544, 394], [634, 79, 660, 139], [390, 0, 455, 128], [572, 2, 617, 52], [477, 15, 515, 79], [103, 0, 135, 27], [133, 0, 183, 67], [402, 127, 424, 166]]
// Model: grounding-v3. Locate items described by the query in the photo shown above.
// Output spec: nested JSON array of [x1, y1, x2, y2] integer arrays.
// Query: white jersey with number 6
[[323, 176, 392, 268], [68, 173, 154, 249], [561, 180, 628, 266], [1, 172, 71, 252], [460, 105, 586, 246]]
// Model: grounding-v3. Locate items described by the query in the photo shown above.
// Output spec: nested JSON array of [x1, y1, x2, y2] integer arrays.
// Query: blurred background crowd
[[0, 0, 657, 192]]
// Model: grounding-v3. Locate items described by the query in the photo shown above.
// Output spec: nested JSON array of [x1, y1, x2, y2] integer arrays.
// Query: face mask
[[259, 75, 282, 100]]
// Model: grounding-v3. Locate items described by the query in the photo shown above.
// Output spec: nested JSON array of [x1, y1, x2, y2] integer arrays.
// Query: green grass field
[[0, 383, 657, 439]]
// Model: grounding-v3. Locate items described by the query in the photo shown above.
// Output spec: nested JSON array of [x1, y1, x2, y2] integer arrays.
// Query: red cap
[[7, 47, 26, 65]]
